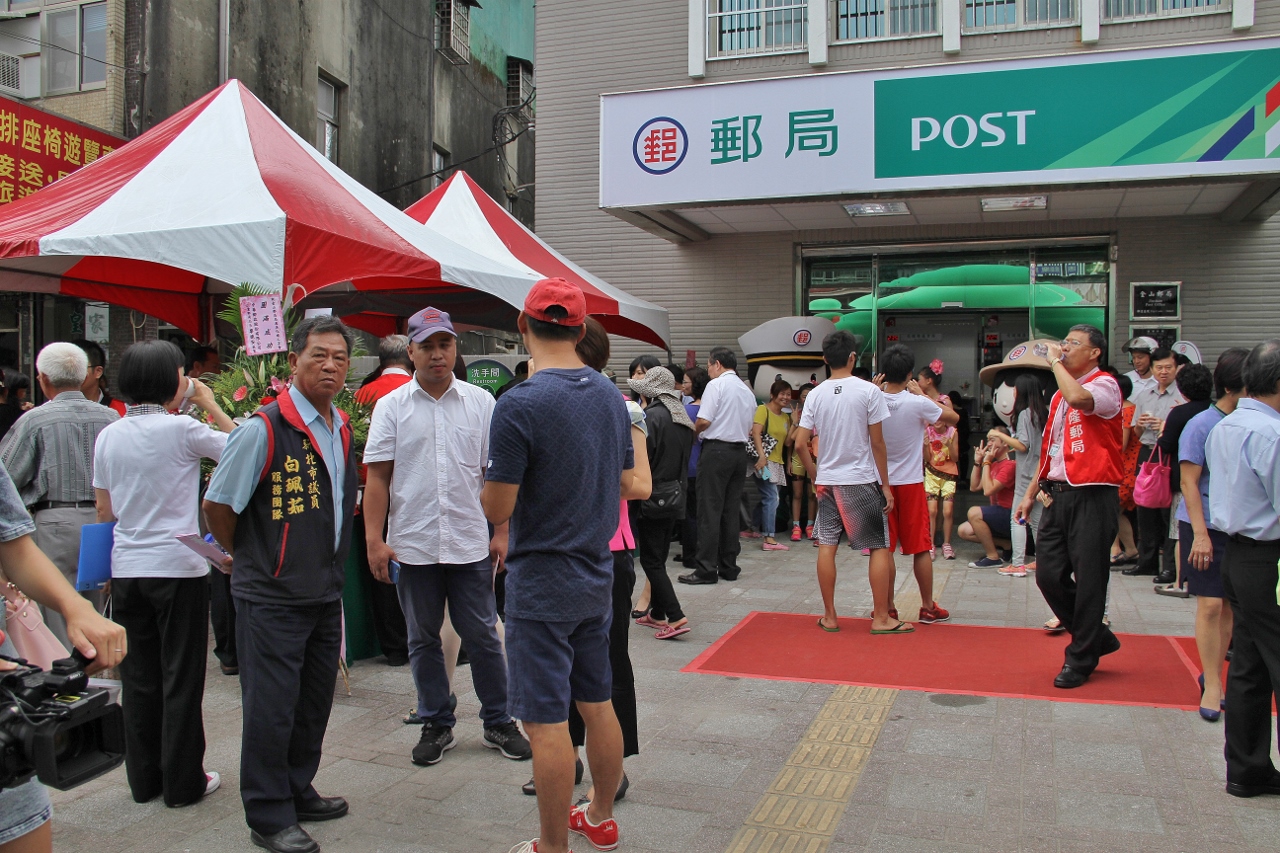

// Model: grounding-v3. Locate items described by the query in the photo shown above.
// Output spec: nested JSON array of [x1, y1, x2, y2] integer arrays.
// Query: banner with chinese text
[[599, 37, 1280, 208], [0, 95, 124, 206]]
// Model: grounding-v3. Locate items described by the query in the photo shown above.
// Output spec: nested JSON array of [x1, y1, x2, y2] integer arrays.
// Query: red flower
[[260, 396, 274, 406], [233, 385, 248, 402]]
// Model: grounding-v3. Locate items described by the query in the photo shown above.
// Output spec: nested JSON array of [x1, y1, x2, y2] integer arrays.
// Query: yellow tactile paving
[[723, 682, 899, 853]]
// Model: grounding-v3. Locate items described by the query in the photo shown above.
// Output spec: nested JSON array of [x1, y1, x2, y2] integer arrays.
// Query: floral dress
[[1118, 402, 1141, 511]]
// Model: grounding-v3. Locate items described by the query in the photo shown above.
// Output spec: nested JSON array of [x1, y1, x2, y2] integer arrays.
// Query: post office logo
[[794, 330, 812, 346], [633, 117, 688, 175]]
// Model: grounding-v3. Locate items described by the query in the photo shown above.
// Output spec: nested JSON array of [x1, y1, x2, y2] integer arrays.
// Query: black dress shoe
[[1225, 774, 1280, 798], [219, 663, 239, 676], [523, 757, 583, 795], [718, 571, 740, 582], [250, 825, 318, 853], [1121, 566, 1156, 576], [384, 652, 409, 667], [1152, 572, 1175, 584], [678, 571, 717, 585], [295, 795, 348, 821], [1098, 633, 1122, 657], [1053, 665, 1090, 689]]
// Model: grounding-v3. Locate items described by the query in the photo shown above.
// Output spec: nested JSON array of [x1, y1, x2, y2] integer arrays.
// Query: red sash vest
[[1036, 370, 1124, 487]]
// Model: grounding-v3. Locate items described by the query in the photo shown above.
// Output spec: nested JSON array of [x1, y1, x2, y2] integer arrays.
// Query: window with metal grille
[[316, 78, 338, 163], [432, 147, 449, 189], [507, 57, 533, 111], [1103, 0, 1221, 17], [964, 0, 1018, 27], [42, 1, 107, 95], [835, 0, 938, 39], [707, 0, 807, 59], [436, 0, 472, 66], [1024, 0, 1075, 21]]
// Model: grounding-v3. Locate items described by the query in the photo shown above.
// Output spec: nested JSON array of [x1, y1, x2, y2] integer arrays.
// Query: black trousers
[[1221, 537, 1280, 785], [695, 442, 748, 579], [236, 597, 342, 834], [680, 476, 698, 569], [113, 576, 210, 806], [637, 516, 684, 623], [210, 569, 237, 668], [1135, 446, 1175, 575], [352, 515, 408, 659], [568, 550, 638, 757], [1035, 485, 1120, 673]]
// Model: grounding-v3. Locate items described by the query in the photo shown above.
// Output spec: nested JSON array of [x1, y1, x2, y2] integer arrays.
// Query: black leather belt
[[703, 439, 746, 447], [1039, 480, 1080, 494], [1228, 533, 1280, 546], [30, 500, 95, 512]]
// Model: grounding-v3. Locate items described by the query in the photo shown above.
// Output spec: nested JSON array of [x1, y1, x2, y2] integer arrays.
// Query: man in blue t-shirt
[[482, 278, 635, 853]]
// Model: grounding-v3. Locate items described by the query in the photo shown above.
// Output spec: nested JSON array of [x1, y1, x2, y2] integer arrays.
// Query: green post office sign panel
[[876, 47, 1280, 179]]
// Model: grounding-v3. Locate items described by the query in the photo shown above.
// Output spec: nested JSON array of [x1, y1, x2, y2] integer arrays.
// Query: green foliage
[[197, 286, 372, 457]]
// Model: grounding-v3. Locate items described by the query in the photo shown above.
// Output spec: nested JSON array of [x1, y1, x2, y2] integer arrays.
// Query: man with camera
[[0, 466, 126, 852]]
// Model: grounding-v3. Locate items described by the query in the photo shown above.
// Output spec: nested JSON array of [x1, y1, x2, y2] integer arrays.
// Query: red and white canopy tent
[[406, 172, 670, 348], [0, 80, 670, 347]]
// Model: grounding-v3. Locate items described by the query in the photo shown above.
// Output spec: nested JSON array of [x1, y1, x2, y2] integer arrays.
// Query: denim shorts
[[505, 613, 612, 724], [0, 778, 52, 844]]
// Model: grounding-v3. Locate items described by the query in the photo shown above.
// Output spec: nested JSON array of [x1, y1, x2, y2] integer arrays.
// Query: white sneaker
[[204, 771, 221, 796], [510, 841, 574, 853]]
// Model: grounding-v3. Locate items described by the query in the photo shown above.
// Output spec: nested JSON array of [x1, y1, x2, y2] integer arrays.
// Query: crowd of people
[[2, 291, 1280, 853]]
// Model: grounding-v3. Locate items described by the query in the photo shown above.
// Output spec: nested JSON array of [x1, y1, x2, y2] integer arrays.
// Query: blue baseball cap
[[407, 306, 456, 342]]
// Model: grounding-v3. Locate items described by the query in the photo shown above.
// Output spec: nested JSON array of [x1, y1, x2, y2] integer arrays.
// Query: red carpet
[[684, 612, 1204, 709]]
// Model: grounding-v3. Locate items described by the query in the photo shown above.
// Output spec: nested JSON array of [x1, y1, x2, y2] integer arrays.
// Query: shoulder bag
[[3, 582, 71, 670], [1133, 446, 1172, 509]]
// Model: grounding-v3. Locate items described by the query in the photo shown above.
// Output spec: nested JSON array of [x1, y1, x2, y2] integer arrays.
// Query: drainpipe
[[218, 0, 229, 83]]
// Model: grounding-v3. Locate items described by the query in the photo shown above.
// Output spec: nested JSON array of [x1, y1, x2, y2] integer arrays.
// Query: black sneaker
[[411, 723, 455, 766], [483, 721, 532, 760]]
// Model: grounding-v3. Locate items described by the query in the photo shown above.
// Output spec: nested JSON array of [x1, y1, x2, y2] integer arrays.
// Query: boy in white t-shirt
[[878, 344, 958, 626], [793, 332, 906, 634]]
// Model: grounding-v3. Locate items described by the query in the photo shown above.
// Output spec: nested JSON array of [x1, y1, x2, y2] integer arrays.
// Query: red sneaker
[[790, 526, 802, 542], [569, 802, 619, 850], [919, 603, 951, 624], [805, 524, 814, 539]]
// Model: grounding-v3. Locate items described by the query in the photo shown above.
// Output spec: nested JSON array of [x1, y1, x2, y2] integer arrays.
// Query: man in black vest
[[204, 316, 358, 853]]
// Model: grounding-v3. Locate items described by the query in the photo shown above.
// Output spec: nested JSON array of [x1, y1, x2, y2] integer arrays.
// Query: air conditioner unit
[[436, 0, 476, 66], [0, 52, 21, 97]]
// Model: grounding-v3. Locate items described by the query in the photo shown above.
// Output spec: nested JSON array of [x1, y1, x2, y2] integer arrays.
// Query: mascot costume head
[[738, 316, 838, 402], [979, 339, 1059, 429]]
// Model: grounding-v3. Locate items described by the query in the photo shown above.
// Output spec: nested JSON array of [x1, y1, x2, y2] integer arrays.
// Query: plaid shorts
[[815, 483, 891, 550]]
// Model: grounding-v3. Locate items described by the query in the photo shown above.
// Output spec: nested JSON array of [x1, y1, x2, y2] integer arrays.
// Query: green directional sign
[[874, 47, 1280, 178]]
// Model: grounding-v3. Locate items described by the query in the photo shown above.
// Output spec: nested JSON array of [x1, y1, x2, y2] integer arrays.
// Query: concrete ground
[[51, 535, 1280, 853]]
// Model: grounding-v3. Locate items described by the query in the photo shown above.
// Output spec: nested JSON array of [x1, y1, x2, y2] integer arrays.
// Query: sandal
[[942, 544, 955, 560], [655, 622, 690, 640], [1044, 617, 1065, 634], [1109, 551, 1138, 566], [634, 614, 665, 629], [870, 620, 915, 635], [816, 617, 839, 633]]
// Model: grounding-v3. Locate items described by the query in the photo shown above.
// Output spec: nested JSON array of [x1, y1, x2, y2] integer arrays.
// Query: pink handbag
[[3, 582, 71, 670], [1133, 447, 1172, 509]]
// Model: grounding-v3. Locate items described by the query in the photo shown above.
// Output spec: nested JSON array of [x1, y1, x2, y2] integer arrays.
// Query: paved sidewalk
[[51, 538, 1280, 853]]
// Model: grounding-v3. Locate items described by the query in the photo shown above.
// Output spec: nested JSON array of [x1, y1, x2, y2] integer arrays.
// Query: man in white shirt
[[679, 346, 757, 585], [878, 344, 959, 625], [363, 307, 531, 768], [1123, 336, 1158, 401], [1124, 346, 1185, 581], [793, 332, 903, 634]]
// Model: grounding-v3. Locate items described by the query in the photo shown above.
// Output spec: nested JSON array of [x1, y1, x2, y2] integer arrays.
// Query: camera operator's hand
[[0, 657, 19, 672], [64, 598, 126, 674]]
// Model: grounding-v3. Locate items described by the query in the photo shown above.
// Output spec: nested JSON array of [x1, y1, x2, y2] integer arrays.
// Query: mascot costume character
[[738, 316, 838, 401]]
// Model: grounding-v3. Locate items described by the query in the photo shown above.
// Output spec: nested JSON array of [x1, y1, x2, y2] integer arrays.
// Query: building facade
[[538, 0, 1280, 400], [0, 0, 534, 381]]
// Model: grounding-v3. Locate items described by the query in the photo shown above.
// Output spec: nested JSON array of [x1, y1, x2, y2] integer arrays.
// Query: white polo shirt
[[697, 370, 757, 443], [363, 375, 494, 566]]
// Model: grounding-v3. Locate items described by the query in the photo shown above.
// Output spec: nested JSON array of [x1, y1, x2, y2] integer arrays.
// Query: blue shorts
[[980, 505, 1012, 539], [0, 778, 51, 845], [506, 613, 613, 724]]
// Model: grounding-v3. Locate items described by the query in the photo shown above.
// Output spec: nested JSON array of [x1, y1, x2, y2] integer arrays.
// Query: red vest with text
[[1036, 369, 1124, 487]]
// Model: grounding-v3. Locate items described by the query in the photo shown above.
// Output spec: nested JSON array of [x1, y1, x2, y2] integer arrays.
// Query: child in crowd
[[923, 421, 960, 559]]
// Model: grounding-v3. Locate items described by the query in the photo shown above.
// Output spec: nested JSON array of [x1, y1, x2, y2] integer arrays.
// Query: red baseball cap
[[523, 277, 586, 326]]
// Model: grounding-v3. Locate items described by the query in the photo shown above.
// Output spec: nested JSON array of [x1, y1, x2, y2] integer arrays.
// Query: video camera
[[0, 649, 125, 791]]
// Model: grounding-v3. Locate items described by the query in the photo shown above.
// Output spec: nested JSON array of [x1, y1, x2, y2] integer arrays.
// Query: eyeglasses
[[1060, 339, 1089, 350]]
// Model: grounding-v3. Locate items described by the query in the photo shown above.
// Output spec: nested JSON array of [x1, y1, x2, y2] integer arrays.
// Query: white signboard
[[599, 38, 1280, 209], [239, 294, 288, 356], [84, 304, 110, 344]]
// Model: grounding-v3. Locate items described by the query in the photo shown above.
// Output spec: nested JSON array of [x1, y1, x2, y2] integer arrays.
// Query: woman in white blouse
[[93, 340, 234, 807]]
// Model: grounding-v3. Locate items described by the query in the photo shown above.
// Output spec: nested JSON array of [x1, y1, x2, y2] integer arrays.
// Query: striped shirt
[[0, 390, 119, 506]]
